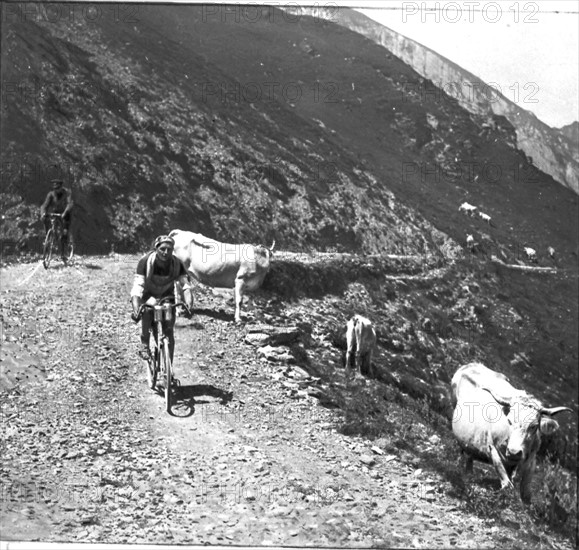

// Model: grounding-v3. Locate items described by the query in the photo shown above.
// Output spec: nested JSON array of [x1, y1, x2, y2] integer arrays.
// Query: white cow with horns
[[169, 230, 275, 323], [451, 363, 572, 503]]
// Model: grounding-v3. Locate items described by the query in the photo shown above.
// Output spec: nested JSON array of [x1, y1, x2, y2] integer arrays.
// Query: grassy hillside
[[1, 1, 577, 471]]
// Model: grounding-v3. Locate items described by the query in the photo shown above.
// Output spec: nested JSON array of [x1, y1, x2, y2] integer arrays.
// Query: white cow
[[451, 363, 572, 503], [478, 212, 491, 225], [459, 202, 477, 216], [466, 234, 474, 248], [169, 230, 275, 323], [345, 315, 377, 378], [524, 247, 538, 263], [547, 246, 555, 260]]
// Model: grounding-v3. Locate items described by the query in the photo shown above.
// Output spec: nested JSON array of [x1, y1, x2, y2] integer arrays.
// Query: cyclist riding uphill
[[130, 235, 194, 361], [40, 179, 74, 251]]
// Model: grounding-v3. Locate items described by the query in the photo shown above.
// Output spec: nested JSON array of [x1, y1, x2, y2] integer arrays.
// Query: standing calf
[[466, 234, 474, 248], [346, 315, 377, 378], [478, 212, 491, 225]]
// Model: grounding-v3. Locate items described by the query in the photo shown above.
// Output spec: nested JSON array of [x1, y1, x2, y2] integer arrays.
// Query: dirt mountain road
[[0, 255, 573, 548]]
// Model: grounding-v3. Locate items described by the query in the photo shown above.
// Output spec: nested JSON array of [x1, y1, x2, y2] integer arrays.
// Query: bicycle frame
[[42, 213, 73, 269], [140, 299, 190, 414]]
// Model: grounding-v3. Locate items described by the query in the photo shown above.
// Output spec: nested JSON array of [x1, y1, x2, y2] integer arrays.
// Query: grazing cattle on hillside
[[466, 234, 475, 250], [169, 229, 275, 323], [459, 202, 477, 216], [451, 363, 572, 503], [478, 212, 492, 225], [523, 247, 538, 263], [345, 315, 377, 378], [547, 246, 555, 260]]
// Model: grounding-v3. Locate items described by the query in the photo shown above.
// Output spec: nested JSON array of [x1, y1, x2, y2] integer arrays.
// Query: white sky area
[[350, 1, 579, 128]]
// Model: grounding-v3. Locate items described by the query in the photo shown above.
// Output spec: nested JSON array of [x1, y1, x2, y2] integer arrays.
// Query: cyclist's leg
[[43, 216, 51, 234], [141, 309, 153, 344], [62, 213, 71, 245], [164, 317, 176, 364], [139, 309, 153, 358]]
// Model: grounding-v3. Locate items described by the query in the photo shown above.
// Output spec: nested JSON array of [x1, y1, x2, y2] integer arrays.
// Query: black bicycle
[[42, 213, 74, 269], [136, 298, 192, 414]]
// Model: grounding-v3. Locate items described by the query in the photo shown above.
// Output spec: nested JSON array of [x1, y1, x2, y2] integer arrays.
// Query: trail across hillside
[[0, 255, 573, 548]]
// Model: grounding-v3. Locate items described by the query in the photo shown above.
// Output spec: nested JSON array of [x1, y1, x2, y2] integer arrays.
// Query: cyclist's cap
[[154, 235, 175, 249], [51, 179, 64, 188]]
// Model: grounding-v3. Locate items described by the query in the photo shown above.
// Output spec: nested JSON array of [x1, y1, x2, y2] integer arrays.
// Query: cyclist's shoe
[[139, 343, 150, 360]]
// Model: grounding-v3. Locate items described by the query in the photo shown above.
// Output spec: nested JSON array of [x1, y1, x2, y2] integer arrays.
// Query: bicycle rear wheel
[[162, 339, 172, 414], [42, 229, 54, 269], [63, 233, 74, 265]]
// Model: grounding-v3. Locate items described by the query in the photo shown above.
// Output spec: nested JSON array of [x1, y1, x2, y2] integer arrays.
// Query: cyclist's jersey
[[132, 251, 188, 300], [40, 189, 73, 216]]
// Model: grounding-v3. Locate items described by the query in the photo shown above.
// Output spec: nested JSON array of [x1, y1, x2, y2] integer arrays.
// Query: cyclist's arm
[[63, 190, 74, 216], [177, 273, 193, 310], [130, 255, 148, 314]]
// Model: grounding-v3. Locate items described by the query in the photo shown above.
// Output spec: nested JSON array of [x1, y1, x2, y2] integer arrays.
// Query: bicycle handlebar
[[135, 300, 192, 321]]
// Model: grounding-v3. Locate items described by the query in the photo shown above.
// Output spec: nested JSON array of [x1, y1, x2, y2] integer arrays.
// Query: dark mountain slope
[[129, 4, 578, 267], [2, 8, 459, 258], [311, 7, 579, 195], [2, 4, 577, 266]]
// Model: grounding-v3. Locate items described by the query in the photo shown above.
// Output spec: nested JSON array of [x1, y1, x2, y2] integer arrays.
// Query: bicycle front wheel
[[162, 339, 172, 414], [147, 346, 158, 390], [42, 229, 54, 269]]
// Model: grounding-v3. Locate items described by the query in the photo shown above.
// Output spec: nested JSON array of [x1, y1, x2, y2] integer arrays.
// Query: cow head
[[482, 387, 572, 463], [257, 240, 275, 260]]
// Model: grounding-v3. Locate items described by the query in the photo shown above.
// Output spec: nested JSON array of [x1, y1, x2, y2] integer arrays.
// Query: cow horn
[[481, 386, 512, 407], [540, 406, 573, 416], [269, 240, 276, 252]]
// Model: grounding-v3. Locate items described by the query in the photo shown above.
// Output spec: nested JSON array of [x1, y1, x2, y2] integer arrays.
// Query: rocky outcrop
[[302, 7, 579, 195]]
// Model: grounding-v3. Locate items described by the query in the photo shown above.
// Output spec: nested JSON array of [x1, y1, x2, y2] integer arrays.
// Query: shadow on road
[[191, 307, 235, 323], [170, 383, 234, 418]]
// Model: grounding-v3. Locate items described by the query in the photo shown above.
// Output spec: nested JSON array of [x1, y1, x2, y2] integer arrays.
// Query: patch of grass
[[530, 458, 578, 540]]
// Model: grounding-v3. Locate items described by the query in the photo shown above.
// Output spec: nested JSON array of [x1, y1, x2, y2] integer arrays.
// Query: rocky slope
[[306, 7, 579, 195]]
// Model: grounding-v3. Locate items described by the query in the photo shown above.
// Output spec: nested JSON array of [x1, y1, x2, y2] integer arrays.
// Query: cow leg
[[345, 350, 354, 375], [355, 351, 363, 376], [464, 455, 474, 474], [366, 351, 374, 378], [489, 445, 514, 491], [345, 328, 355, 376], [518, 456, 535, 504], [234, 278, 245, 323]]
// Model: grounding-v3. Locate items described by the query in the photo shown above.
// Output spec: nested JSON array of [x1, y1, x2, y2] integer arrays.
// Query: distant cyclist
[[130, 235, 194, 361], [40, 179, 74, 258]]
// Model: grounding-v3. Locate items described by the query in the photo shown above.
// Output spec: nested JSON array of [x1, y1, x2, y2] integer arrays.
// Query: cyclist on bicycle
[[130, 235, 194, 361], [40, 179, 74, 256]]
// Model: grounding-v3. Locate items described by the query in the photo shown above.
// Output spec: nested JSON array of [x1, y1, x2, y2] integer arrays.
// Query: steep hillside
[[1, 4, 577, 263], [309, 7, 579, 195], [0, 5, 453, 257]]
